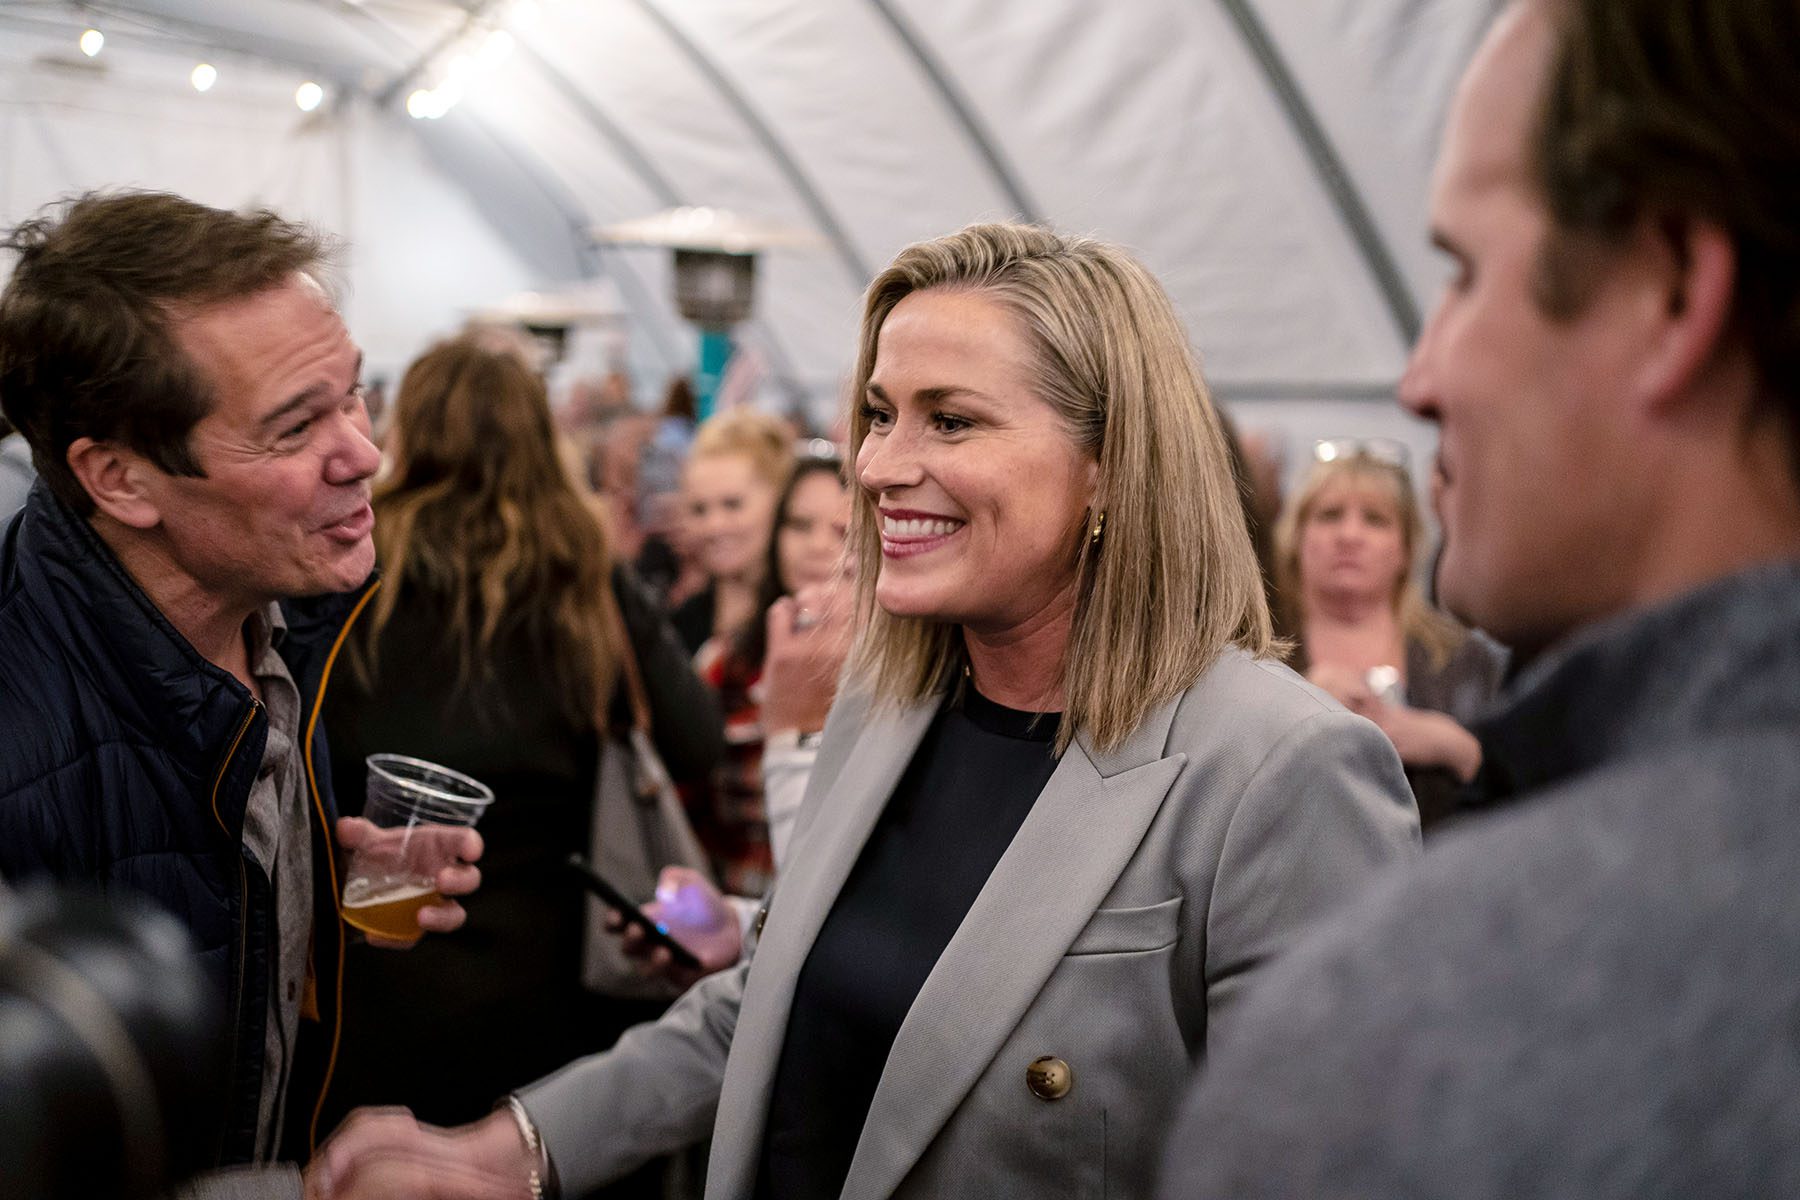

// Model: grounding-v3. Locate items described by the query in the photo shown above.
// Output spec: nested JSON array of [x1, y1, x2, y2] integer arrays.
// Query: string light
[[190, 63, 217, 92], [403, 2, 537, 119], [477, 29, 515, 71], [296, 81, 324, 112], [79, 28, 104, 57], [406, 89, 444, 120]]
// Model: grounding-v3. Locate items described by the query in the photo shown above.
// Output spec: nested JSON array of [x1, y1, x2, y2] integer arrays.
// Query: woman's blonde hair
[[1272, 454, 1460, 668], [846, 222, 1272, 754], [687, 407, 793, 492], [357, 334, 620, 721]]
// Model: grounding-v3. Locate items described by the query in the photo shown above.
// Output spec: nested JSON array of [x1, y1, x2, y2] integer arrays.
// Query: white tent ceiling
[[0, 0, 1494, 453]]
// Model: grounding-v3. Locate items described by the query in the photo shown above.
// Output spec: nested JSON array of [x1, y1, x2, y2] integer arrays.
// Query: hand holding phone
[[566, 854, 702, 969]]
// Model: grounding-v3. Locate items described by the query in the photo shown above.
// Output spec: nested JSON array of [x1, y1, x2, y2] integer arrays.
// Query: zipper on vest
[[304, 579, 382, 1152], [210, 697, 262, 1155], [209, 700, 261, 837]]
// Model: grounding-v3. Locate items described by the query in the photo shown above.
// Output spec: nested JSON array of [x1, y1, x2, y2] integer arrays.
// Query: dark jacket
[[0, 481, 371, 1167]]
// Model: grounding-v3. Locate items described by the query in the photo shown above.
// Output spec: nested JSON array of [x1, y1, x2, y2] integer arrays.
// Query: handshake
[[304, 1105, 541, 1200], [305, 864, 743, 1200]]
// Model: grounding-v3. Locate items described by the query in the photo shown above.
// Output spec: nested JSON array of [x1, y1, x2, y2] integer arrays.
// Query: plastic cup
[[340, 754, 493, 945]]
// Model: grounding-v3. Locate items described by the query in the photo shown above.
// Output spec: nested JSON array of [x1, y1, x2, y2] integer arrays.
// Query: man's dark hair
[[0, 191, 332, 513], [1531, 0, 1800, 469]]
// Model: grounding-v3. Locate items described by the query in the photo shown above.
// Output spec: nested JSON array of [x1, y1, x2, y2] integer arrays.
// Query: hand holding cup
[[338, 755, 492, 948], [336, 818, 483, 947]]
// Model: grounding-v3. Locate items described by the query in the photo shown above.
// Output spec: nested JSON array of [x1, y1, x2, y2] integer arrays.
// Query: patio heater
[[596, 207, 813, 420]]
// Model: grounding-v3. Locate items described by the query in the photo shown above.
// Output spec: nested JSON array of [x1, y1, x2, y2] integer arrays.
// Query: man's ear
[[1629, 217, 1738, 415], [65, 438, 163, 530]]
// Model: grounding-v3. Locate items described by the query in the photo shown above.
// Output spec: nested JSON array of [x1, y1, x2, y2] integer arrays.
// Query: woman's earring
[[1089, 510, 1106, 547]]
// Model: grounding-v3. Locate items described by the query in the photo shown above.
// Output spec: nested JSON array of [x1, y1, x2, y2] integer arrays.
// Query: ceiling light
[[431, 81, 464, 115], [296, 81, 324, 112], [407, 88, 458, 120], [190, 63, 217, 92], [79, 28, 104, 57], [478, 29, 515, 70]]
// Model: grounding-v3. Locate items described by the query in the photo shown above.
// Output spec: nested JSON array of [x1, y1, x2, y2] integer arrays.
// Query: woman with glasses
[[1273, 440, 1504, 830]]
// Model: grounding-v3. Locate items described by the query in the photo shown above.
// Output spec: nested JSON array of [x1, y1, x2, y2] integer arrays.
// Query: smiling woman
[[857, 288, 1098, 652], [666, 409, 796, 896], [847, 225, 1271, 751], [669, 409, 793, 656], [319, 224, 1420, 1200]]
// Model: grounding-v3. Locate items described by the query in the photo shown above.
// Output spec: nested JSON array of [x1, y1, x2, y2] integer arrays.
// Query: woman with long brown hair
[[317, 334, 723, 1186]]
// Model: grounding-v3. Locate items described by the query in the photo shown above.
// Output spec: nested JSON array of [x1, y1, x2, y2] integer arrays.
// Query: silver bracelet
[[501, 1094, 555, 1200]]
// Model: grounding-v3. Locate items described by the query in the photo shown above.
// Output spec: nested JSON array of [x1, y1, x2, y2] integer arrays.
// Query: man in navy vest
[[0, 191, 482, 1197]]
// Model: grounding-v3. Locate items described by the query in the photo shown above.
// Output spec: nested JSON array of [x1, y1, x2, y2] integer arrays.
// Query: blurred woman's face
[[856, 288, 1097, 636], [1298, 477, 1409, 604], [777, 471, 850, 593], [684, 452, 779, 583]]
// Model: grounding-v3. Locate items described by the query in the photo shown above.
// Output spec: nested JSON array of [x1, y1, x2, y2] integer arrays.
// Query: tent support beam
[[516, 42, 683, 207], [354, 0, 808, 400], [339, 0, 684, 374], [1211, 381, 1399, 403], [1212, 0, 1421, 346], [627, 0, 874, 292], [452, 114, 687, 376], [863, 0, 1043, 223], [514, 43, 809, 404]]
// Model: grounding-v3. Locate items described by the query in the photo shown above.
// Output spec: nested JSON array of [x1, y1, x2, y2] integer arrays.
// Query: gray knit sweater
[[1159, 559, 1800, 1200]]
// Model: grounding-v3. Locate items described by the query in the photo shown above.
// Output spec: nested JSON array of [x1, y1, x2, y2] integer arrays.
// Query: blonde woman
[[667, 410, 798, 897], [316, 225, 1419, 1200], [1274, 445, 1505, 830], [669, 408, 794, 656]]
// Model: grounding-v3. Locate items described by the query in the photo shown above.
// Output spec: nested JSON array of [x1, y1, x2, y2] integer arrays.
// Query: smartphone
[[565, 854, 702, 969]]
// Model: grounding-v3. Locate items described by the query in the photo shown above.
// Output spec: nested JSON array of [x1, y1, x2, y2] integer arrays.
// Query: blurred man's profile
[[1159, 1, 1800, 1195]]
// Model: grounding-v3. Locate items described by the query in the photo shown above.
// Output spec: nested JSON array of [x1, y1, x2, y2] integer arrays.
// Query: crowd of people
[[1, 0, 1797, 1197]]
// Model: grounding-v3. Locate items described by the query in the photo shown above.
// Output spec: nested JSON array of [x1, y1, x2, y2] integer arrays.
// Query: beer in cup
[[341, 754, 493, 945]]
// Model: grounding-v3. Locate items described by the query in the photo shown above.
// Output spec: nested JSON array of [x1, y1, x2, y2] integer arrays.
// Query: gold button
[[1025, 1056, 1073, 1101]]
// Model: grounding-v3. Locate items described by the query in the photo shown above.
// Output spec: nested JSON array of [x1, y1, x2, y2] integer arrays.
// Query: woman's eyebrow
[[864, 381, 991, 404]]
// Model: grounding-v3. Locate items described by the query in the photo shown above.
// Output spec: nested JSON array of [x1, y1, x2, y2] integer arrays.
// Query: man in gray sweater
[[1159, 1, 1800, 1197]]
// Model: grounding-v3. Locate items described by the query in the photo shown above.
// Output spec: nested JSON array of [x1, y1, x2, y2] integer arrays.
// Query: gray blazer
[[522, 648, 1418, 1199]]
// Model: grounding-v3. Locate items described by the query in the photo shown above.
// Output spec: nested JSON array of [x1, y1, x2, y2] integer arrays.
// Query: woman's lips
[[879, 511, 964, 558]]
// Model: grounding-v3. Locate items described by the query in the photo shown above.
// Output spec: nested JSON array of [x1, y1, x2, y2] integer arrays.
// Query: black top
[[1403, 633, 1506, 830], [669, 584, 717, 654], [1294, 632, 1506, 833], [318, 565, 724, 1132], [755, 685, 1061, 1200]]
